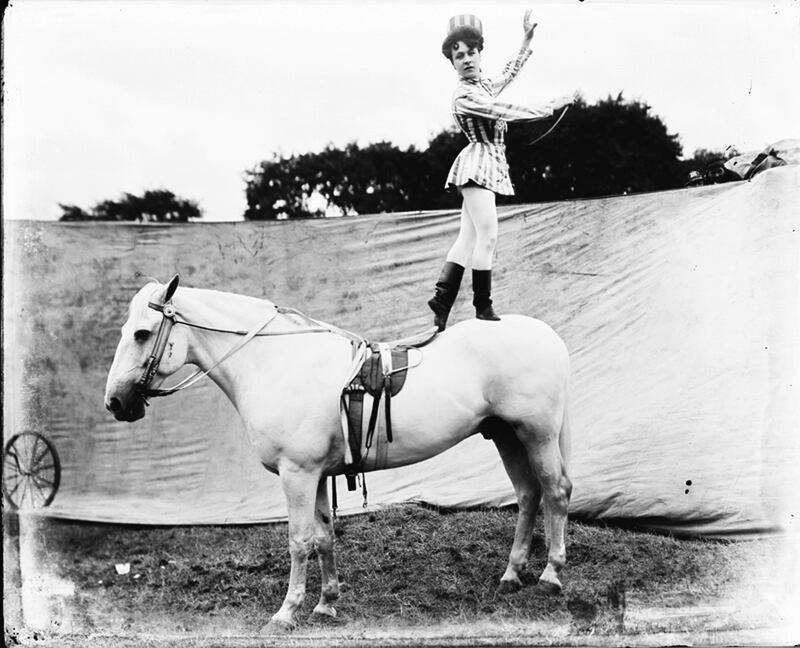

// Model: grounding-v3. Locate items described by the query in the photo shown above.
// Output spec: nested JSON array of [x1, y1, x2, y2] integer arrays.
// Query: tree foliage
[[59, 189, 202, 222], [244, 143, 434, 220], [244, 94, 692, 220], [506, 94, 685, 202]]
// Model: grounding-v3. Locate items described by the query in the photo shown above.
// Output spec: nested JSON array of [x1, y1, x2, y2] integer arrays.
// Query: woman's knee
[[474, 230, 497, 252], [456, 227, 477, 250]]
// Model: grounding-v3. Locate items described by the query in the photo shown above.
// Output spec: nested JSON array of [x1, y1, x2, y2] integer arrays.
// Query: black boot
[[472, 269, 501, 321], [427, 262, 465, 331]]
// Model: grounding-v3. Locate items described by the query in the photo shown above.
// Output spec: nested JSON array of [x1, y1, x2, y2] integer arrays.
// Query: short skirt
[[444, 142, 515, 195]]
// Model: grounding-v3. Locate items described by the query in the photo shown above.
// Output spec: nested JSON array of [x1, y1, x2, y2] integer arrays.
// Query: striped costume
[[445, 46, 554, 195]]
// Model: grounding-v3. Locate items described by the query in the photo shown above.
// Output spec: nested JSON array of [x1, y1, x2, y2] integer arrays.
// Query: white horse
[[104, 275, 572, 632]]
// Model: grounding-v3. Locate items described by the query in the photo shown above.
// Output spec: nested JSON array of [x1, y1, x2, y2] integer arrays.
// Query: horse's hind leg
[[310, 478, 340, 619], [492, 423, 542, 593], [528, 438, 572, 593]]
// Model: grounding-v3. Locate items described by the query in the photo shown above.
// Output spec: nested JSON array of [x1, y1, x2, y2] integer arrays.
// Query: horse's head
[[104, 274, 189, 422]]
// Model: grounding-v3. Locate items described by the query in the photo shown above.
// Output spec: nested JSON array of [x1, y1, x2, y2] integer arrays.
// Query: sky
[[3, 0, 799, 222]]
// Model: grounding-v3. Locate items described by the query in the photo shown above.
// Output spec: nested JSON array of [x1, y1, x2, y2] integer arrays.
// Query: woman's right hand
[[522, 9, 538, 46], [552, 92, 580, 109]]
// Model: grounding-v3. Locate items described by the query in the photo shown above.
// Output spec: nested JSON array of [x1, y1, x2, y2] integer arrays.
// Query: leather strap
[[145, 306, 280, 397], [378, 344, 394, 443], [340, 340, 368, 465]]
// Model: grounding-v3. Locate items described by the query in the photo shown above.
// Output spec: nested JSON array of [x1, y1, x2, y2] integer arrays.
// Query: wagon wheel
[[2, 432, 61, 510]]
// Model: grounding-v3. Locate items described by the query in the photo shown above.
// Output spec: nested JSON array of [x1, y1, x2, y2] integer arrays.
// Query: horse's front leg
[[311, 477, 340, 619], [262, 463, 321, 633]]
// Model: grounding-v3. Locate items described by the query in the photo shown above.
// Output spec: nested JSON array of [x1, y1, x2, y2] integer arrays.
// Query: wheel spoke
[[31, 436, 47, 468], [7, 477, 24, 501], [31, 474, 55, 491], [21, 476, 33, 509], [3, 471, 19, 486], [4, 449, 22, 472], [5, 473, 24, 490], [32, 445, 51, 470], [28, 477, 41, 509]]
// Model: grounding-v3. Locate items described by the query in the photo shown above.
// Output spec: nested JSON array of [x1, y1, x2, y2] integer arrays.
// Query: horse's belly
[[362, 367, 486, 469]]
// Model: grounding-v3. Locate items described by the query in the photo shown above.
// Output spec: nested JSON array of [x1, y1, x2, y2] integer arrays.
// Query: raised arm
[[489, 9, 538, 95]]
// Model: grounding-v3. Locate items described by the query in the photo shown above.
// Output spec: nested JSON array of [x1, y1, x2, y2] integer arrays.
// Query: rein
[[137, 299, 364, 400]]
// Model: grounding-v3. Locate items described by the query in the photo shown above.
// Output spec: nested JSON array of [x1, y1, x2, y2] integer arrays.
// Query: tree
[[58, 190, 202, 222], [419, 129, 467, 210], [57, 204, 91, 221], [244, 142, 431, 220], [506, 94, 684, 202], [243, 94, 701, 219]]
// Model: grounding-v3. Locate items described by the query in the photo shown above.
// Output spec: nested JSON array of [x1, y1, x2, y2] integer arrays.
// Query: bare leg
[[493, 428, 542, 593], [528, 440, 572, 592], [263, 464, 321, 632], [445, 201, 476, 267], [461, 185, 498, 270], [311, 479, 340, 618]]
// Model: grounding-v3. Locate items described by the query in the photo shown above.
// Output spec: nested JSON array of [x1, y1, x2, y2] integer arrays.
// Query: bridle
[[136, 295, 362, 401], [138, 301, 185, 398]]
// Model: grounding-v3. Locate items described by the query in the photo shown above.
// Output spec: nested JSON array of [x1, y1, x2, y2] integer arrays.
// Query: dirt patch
[[5, 506, 796, 646]]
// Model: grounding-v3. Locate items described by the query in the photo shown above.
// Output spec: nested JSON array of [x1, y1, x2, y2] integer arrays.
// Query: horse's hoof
[[497, 578, 522, 595], [537, 578, 563, 595], [260, 618, 295, 635]]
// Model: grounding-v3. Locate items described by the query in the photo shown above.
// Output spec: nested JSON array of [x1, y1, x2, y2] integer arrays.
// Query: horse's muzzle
[[106, 395, 146, 422]]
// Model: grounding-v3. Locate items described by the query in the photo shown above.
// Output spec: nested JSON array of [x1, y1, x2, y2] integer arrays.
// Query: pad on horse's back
[[358, 345, 409, 397]]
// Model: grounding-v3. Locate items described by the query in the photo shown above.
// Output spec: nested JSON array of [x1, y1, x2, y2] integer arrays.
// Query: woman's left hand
[[522, 9, 538, 43]]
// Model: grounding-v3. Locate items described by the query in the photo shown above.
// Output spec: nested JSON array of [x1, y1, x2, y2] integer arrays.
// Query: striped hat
[[442, 14, 484, 59]]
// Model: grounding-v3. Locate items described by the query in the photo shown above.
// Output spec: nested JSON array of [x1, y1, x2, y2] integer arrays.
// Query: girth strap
[[378, 344, 394, 443], [339, 340, 368, 466]]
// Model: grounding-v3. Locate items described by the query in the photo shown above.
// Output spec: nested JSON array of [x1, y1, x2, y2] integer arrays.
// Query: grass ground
[[4, 505, 797, 647]]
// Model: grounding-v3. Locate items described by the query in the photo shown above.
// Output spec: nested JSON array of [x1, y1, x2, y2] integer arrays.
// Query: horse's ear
[[164, 274, 180, 302]]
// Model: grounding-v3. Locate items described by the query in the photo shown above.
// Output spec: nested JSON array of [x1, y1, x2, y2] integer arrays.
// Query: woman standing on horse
[[428, 11, 575, 330]]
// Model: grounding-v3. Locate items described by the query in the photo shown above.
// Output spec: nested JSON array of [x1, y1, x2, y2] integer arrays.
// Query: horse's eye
[[134, 329, 151, 343]]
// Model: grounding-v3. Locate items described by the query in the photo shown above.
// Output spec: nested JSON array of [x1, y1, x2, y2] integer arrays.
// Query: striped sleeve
[[454, 88, 554, 123], [487, 46, 533, 95]]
